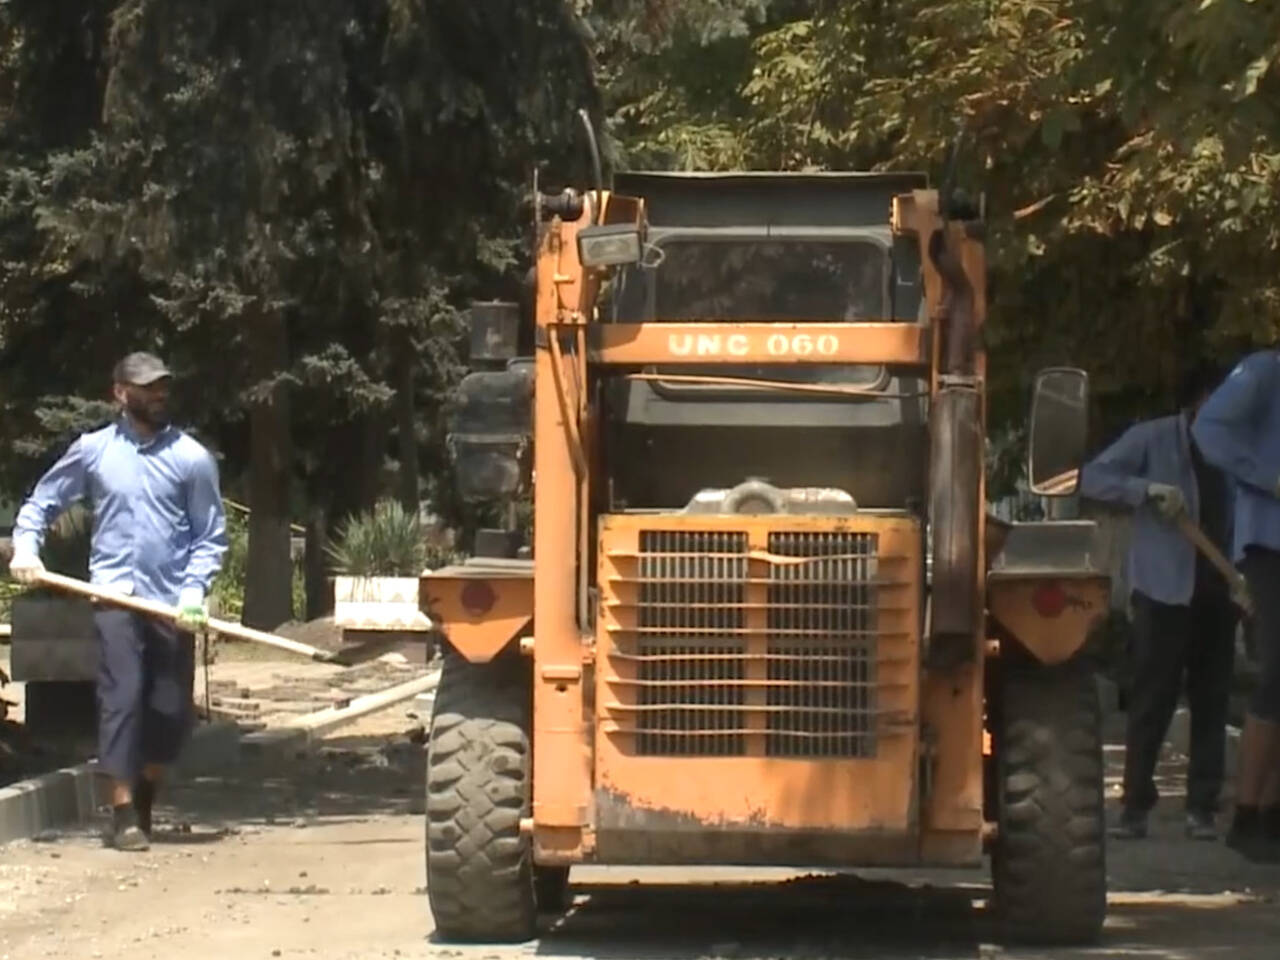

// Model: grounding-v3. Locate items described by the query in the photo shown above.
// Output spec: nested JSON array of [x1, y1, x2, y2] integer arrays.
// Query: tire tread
[[425, 651, 536, 942]]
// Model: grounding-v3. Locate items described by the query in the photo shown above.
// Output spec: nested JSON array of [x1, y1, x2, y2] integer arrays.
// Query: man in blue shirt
[[1193, 347, 1280, 863], [1080, 368, 1238, 842], [8, 352, 227, 851]]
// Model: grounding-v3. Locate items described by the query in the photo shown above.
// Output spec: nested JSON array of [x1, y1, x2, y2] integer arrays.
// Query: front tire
[[425, 650, 536, 942], [992, 661, 1106, 945]]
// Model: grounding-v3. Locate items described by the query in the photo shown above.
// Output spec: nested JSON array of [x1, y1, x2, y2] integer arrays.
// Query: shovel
[[31, 570, 340, 663], [1173, 514, 1253, 618]]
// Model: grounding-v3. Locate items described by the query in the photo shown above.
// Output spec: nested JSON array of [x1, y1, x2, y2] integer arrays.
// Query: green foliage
[[0, 1, 599, 624], [207, 506, 305, 622], [598, 0, 1280, 445], [208, 507, 249, 622], [326, 498, 450, 577], [587, 0, 773, 169], [0, 578, 19, 623]]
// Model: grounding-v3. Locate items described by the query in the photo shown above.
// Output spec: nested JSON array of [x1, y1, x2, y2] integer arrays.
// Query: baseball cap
[[113, 351, 173, 386]]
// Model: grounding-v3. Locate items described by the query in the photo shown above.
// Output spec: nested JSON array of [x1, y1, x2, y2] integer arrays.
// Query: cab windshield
[[616, 237, 890, 387]]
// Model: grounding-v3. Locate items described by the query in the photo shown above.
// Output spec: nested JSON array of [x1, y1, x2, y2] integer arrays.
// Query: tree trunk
[[303, 504, 331, 620], [242, 309, 295, 629], [358, 409, 387, 509], [395, 329, 419, 511]]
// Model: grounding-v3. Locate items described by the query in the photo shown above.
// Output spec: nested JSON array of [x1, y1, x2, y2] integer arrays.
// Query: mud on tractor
[[422, 166, 1108, 945]]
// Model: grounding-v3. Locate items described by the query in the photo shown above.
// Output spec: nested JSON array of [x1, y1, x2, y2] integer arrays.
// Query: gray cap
[[113, 351, 172, 386]]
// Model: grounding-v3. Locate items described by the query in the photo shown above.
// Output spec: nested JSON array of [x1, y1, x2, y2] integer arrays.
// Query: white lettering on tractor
[[666, 332, 842, 357], [696, 334, 722, 356], [766, 333, 840, 357]]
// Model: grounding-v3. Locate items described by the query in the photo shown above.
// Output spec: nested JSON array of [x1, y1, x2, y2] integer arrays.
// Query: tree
[[0, 1, 602, 625], [597, 0, 1280, 483]]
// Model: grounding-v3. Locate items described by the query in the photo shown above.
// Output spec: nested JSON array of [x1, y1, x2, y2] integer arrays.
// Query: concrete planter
[[331, 575, 432, 632]]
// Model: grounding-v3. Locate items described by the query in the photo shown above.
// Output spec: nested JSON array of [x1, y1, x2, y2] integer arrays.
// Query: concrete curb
[[240, 726, 308, 757], [0, 763, 104, 844], [241, 671, 439, 758], [0, 720, 242, 846]]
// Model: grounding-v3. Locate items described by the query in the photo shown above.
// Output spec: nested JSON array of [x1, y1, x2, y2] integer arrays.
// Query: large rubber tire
[[992, 662, 1106, 945], [425, 650, 536, 942]]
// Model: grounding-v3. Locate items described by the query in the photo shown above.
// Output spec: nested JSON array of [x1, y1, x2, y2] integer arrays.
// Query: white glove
[[1231, 579, 1255, 619], [176, 586, 209, 631], [1145, 482, 1186, 520], [8, 551, 46, 585]]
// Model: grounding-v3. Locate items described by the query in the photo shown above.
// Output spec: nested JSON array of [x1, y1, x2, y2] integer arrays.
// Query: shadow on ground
[[527, 871, 1280, 960], [140, 732, 423, 839]]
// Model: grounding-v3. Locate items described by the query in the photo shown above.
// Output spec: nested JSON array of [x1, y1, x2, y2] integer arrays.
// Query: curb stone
[[0, 720, 242, 845]]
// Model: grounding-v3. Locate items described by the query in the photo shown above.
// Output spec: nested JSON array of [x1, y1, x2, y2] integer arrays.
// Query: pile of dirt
[[271, 617, 345, 652]]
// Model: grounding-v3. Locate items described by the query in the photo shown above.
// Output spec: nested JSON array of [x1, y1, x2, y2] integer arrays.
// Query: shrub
[[209, 508, 249, 621], [326, 498, 443, 577]]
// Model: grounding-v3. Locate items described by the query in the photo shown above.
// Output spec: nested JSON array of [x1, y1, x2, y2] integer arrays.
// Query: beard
[[125, 392, 170, 430]]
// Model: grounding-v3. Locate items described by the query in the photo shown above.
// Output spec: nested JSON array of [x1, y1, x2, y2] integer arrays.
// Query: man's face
[[113, 378, 171, 429]]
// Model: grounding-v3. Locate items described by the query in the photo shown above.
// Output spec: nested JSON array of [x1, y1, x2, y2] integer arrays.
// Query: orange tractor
[[423, 165, 1109, 945]]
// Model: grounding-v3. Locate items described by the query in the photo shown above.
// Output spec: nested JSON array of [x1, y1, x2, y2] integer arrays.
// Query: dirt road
[[2, 719, 1278, 960]]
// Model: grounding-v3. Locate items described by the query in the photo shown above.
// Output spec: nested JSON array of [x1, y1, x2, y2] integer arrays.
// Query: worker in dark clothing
[[1193, 347, 1280, 862], [1080, 368, 1237, 840], [8, 353, 227, 851]]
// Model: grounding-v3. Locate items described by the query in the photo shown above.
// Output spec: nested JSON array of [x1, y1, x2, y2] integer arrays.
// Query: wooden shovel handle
[[1173, 514, 1253, 617], [33, 570, 336, 662]]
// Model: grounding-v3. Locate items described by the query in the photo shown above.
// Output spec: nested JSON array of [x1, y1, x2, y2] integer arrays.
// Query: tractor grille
[[636, 531, 748, 756], [766, 532, 877, 758], [616, 529, 881, 758]]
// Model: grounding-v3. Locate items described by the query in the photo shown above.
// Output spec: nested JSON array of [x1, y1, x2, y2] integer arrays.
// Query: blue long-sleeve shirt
[[1079, 412, 1233, 606], [1192, 349, 1280, 562], [12, 420, 228, 605]]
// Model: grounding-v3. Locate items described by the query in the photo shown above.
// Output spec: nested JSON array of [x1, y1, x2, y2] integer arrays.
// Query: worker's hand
[[176, 586, 209, 632], [1145, 482, 1186, 520], [1231, 579, 1255, 619], [8, 551, 46, 585]]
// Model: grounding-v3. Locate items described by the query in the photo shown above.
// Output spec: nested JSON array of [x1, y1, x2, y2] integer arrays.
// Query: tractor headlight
[[577, 224, 643, 268]]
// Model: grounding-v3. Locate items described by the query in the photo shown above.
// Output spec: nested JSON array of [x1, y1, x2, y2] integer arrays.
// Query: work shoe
[[133, 778, 155, 838], [1264, 807, 1280, 843], [1185, 810, 1219, 841], [107, 803, 150, 852], [1225, 820, 1280, 864], [1108, 811, 1148, 840]]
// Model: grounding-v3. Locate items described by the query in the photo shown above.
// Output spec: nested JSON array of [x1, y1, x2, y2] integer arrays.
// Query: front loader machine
[[422, 172, 1108, 945]]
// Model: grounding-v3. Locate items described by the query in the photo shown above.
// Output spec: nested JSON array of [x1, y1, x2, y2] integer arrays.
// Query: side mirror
[[1028, 367, 1089, 497]]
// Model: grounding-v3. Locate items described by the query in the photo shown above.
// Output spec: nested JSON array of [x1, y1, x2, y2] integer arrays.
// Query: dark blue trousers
[[1123, 588, 1236, 817], [95, 609, 196, 782]]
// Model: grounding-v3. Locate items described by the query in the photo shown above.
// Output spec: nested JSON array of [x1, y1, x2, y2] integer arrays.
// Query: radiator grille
[[637, 531, 747, 756], [766, 532, 877, 758], [620, 529, 880, 758]]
